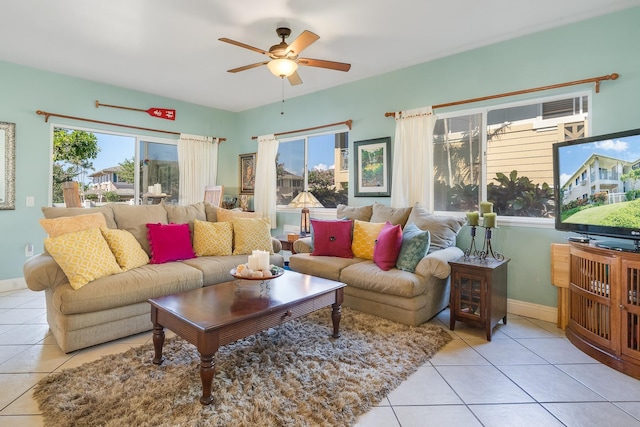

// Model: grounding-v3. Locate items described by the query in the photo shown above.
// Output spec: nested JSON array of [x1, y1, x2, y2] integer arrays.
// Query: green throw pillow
[[396, 223, 430, 273]]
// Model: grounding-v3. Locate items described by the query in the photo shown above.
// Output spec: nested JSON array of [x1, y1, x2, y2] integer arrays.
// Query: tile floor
[[1, 287, 640, 426]]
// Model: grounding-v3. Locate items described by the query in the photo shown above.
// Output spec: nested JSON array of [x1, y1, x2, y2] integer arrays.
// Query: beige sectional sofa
[[289, 203, 465, 326], [23, 202, 284, 353]]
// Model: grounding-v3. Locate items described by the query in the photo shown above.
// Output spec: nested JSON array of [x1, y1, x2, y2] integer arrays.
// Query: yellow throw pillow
[[232, 217, 273, 255], [351, 220, 386, 260], [215, 207, 262, 223], [39, 213, 107, 238], [44, 227, 122, 290], [193, 219, 233, 256], [100, 228, 149, 271]]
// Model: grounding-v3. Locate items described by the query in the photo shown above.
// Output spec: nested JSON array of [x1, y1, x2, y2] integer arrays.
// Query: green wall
[[0, 61, 236, 281], [2, 7, 639, 311]]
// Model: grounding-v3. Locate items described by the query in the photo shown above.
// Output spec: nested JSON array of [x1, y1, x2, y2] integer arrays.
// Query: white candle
[[247, 255, 260, 271], [253, 250, 270, 271], [148, 185, 154, 194], [154, 183, 162, 195]]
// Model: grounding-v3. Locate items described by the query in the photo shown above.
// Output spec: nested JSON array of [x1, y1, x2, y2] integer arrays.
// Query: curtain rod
[[384, 73, 619, 118], [251, 120, 352, 140], [35, 110, 226, 142]]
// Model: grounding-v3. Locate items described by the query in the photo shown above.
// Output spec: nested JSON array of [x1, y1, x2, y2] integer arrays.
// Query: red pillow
[[373, 222, 403, 270], [146, 223, 196, 264], [311, 219, 353, 258]]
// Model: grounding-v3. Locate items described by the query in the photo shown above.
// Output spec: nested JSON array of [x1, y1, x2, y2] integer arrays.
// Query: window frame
[[431, 90, 592, 228], [275, 128, 350, 216], [48, 122, 177, 205]]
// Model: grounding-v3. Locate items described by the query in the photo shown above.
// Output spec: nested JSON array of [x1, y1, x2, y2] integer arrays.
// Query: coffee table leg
[[152, 324, 165, 365], [199, 354, 215, 405], [331, 303, 342, 338]]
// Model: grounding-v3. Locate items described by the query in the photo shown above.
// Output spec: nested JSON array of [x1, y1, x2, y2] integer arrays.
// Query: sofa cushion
[[369, 202, 412, 227], [111, 204, 168, 255], [41, 205, 117, 229], [396, 223, 431, 273], [183, 254, 280, 286], [232, 217, 273, 255], [406, 203, 465, 252], [340, 261, 428, 298], [289, 253, 363, 282], [336, 204, 373, 222], [351, 220, 386, 260], [163, 201, 206, 239], [44, 227, 122, 290], [373, 222, 403, 271], [100, 228, 149, 271], [310, 219, 353, 258], [147, 223, 196, 264], [193, 219, 233, 256], [216, 207, 261, 222], [40, 213, 107, 238], [51, 262, 204, 315]]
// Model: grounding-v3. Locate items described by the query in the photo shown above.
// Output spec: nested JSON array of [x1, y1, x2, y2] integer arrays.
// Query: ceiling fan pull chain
[[281, 77, 286, 115]]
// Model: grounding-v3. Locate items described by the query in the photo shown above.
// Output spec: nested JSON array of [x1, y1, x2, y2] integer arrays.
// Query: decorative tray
[[230, 265, 285, 281]]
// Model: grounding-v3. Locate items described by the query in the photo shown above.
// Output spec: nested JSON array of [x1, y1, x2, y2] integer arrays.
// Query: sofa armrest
[[414, 246, 464, 279], [293, 237, 312, 253], [271, 237, 282, 254], [23, 253, 69, 292]]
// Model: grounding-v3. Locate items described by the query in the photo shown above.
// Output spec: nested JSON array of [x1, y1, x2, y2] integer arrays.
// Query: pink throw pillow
[[311, 219, 353, 258], [146, 223, 196, 264], [373, 222, 403, 270]]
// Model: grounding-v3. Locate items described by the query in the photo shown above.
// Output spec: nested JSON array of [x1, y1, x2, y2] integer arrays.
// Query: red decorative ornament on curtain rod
[[95, 100, 176, 120]]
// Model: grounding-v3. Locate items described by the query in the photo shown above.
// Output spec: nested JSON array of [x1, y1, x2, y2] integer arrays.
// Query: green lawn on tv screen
[[564, 199, 640, 228]]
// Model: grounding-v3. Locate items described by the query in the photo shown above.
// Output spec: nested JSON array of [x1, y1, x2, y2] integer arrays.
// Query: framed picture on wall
[[353, 137, 391, 197], [239, 152, 256, 195]]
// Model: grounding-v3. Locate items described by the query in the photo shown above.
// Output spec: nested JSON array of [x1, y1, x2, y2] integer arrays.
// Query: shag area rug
[[34, 308, 451, 426]]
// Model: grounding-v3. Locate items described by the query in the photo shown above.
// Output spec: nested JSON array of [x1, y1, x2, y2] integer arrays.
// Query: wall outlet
[[25, 244, 34, 257], [26, 196, 35, 207]]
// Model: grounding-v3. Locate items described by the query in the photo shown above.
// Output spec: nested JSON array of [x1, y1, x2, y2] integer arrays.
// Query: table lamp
[[287, 191, 323, 236]]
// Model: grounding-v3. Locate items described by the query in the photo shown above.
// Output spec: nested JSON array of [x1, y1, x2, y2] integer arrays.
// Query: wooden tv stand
[[551, 242, 640, 379]]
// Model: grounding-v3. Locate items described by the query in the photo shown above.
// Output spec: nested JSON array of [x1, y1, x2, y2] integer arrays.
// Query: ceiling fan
[[219, 27, 351, 86]]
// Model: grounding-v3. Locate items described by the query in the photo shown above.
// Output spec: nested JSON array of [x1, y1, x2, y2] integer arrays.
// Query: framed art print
[[353, 137, 391, 197], [239, 152, 256, 195]]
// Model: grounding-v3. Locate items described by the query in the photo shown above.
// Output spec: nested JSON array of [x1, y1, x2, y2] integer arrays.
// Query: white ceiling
[[2, 0, 639, 112]]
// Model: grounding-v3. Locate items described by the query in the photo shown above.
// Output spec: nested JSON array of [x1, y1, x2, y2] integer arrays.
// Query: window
[[276, 131, 349, 208], [51, 126, 178, 205], [432, 93, 590, 219]]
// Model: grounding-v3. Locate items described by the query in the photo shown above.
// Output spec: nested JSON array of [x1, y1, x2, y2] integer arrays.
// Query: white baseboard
[[0, 277, 28, 293], [507, 298, 557, 323]]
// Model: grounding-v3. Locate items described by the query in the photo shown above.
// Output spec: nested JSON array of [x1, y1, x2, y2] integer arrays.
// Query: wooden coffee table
[[148, 270, 345, 405]]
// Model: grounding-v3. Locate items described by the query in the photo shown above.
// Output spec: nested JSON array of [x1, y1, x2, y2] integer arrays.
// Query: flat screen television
[[553, 127, 640, 252]]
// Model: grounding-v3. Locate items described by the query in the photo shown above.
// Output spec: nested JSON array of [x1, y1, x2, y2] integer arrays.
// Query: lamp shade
[[267, 59, 298, 77], [288, 191, 322, 236], [287, 191, 323, 208]]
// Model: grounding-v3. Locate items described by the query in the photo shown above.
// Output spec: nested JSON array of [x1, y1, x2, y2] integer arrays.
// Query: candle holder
[[464, 226, 479, 260], [477, 227, 505, 261]]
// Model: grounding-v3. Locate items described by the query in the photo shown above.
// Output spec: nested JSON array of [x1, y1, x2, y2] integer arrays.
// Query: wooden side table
[[449, 256, 509, 341], [275, 235, 297, 254]]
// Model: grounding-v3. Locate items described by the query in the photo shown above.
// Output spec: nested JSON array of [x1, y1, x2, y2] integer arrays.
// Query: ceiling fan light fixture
[[267, 58, 298, 77]]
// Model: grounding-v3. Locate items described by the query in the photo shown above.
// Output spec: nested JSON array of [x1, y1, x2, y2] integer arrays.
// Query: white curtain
[[254, 134, 279, 228], [390, 107, 436, 208], [177, 133, 219, 205]]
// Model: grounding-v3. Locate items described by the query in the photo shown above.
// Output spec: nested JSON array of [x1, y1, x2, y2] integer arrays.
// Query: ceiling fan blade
[[287, 71, 303, 86], [298, 58, 351, 72], [285, 30, 319, 56], [227, 61, 269, 73], [219, 38, 269, 56]]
